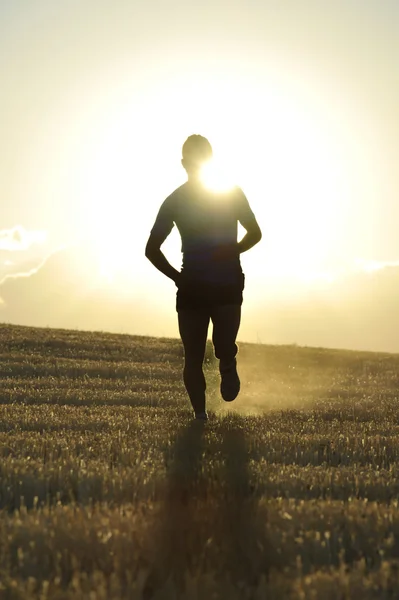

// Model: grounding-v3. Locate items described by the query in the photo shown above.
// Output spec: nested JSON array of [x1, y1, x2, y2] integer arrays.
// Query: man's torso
[[167, 182, 242, 284]]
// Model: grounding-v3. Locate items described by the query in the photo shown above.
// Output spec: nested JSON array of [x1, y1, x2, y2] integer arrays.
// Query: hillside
[[1, 323, 399, 599]]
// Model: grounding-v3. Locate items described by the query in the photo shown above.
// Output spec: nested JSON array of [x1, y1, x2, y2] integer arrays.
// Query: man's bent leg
[[211, 304, 241, 363], [211, 305, 241, 402], [178, 309, 210, 415]]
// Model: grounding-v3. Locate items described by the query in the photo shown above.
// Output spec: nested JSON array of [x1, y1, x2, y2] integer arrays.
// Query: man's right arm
[[145, 199, 180, 283]]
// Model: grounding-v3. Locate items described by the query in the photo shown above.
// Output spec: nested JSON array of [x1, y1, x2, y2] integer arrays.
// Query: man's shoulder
[[220, 185, 247, 209], [229, 185, 246, 199], [164, 182, 188, 205]]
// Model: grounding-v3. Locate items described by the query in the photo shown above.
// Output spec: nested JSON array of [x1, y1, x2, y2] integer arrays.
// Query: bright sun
[[200, 160, 236, 192], [72, 72, 349, 285]]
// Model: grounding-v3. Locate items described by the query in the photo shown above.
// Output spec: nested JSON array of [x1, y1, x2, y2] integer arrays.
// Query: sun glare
[[69, 68, 350, 286], [200, 160, 236, 192]]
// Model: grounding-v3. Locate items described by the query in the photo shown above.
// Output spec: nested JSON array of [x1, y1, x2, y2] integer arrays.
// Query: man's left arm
[[236, 188, 262, 254]]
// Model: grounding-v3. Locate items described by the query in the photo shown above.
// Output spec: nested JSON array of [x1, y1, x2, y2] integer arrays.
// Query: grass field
[[1, 323, 399, 599]]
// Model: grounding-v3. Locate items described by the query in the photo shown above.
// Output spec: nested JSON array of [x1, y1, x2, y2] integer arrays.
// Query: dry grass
[[1, 323, 399, 598]]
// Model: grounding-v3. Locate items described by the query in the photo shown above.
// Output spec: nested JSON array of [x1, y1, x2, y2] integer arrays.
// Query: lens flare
[[200, 160, 235, 192]]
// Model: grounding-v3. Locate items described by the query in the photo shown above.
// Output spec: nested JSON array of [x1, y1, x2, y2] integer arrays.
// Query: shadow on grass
[[220, 418, 271, 584], [143, 416, 273, 596]]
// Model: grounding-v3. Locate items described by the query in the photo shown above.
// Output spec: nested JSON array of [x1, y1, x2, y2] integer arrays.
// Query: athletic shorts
[[176, 274, 245, 311]]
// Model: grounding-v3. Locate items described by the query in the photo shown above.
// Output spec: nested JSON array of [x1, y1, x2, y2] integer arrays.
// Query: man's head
[[181, 135, 213, 178]]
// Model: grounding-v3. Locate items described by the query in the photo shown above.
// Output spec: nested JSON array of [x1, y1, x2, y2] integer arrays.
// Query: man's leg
[[211, 304, 241, 402], [178, 309, 210, 416], [211, 304, 241, 363]]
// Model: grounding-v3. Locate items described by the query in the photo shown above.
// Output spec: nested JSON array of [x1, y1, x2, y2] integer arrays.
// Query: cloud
[[353, 259, 399, 273], [0, 245, 175, 337], [0, 227, 47, 251], [0, 259, 49, 288]]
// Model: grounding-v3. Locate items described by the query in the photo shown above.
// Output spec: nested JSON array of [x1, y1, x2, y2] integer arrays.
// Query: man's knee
[[214, 341, 238, 362]]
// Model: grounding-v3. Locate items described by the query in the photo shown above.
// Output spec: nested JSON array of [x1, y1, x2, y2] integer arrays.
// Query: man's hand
[[173, 272, 182, 288]]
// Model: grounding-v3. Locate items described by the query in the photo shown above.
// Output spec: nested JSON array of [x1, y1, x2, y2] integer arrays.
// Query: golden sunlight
[[69, 69, 350, 285], [200, 159, 236, 192]]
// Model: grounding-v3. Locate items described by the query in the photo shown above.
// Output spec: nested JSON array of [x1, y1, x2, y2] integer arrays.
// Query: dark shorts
[[176, 274, 245, 312]]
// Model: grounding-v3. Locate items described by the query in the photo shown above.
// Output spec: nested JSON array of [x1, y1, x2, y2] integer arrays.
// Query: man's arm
[[145, 233, 180, 283], [145, 199, 180, 283], [236, 188, 262, 254], [212, 189, 262, 261], [237, 218, 262, 254]]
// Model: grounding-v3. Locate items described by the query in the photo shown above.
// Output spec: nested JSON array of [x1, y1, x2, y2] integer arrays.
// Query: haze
[[1, 0, 398, 352]]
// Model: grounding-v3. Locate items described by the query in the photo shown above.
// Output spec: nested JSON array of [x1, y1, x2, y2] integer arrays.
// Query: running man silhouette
[[145, 135, 262, 420]]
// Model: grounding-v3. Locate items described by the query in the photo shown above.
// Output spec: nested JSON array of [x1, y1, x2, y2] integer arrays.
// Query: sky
[[1, 0, 399, 352]]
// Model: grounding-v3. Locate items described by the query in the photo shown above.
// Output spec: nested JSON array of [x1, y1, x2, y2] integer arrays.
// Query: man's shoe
[[220, 359, 240, 402]]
